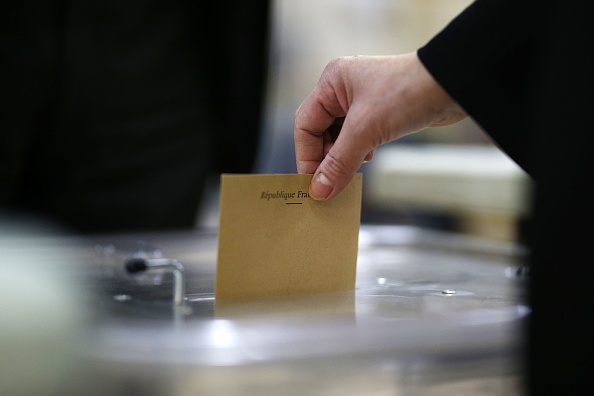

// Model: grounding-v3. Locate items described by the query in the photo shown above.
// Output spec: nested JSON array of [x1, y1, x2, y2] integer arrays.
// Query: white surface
[[0, 231, 87, 396], [367, 144, 532, 215]]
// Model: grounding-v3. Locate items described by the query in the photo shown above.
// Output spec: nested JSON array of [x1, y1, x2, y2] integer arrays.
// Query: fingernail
[[363, 150, 374, 163], [310, 172, 333, 200]]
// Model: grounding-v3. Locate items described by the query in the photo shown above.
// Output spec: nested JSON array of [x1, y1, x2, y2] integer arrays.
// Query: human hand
[[294, 52, 467, 201]]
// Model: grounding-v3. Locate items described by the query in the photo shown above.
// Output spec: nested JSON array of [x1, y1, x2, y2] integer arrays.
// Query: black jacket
[[1, 1, 270, 232], [418, 1, 594, 394]]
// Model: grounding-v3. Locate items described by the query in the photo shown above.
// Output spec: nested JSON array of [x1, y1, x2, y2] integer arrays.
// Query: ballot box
[[1, 224, 527, 395]]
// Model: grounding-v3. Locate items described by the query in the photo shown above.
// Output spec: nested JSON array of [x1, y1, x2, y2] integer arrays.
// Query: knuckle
[[325, 57, 342, 70], [324, 57, 349, 76], [322, 151, 355, 181]]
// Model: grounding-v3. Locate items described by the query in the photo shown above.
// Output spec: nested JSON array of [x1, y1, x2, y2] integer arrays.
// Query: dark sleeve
[[420, 2, 594, 394], [417, 0, 543, 178]]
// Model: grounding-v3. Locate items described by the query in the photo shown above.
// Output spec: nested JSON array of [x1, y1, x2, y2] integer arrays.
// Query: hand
[[294, 52, 467, 200]]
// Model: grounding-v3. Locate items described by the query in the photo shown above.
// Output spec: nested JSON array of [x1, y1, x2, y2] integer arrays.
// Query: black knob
[[125, 258, 148, 273]]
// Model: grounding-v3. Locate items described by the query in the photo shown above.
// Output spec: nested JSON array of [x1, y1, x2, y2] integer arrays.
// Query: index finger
[[294, 89, 346, 174]]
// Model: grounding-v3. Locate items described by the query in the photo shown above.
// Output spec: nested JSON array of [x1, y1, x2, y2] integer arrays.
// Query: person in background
[[1, 0, 270, 233], [294, 0, 593, 394]]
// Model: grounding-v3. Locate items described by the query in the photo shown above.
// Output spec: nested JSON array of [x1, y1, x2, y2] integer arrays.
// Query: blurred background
[[1, 0, 531, 243], [204, 0, 532, 244]]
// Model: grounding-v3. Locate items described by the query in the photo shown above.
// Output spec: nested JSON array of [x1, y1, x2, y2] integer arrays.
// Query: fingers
[[294, 58, 376, 200], [294, 91, 346, 175], [295, 107, 373, 201], [309, 110, 375, 200], [363, 149, 375, 162]]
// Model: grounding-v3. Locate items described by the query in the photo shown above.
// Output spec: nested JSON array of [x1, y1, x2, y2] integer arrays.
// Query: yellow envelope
[[215, 173, 362, 301], [214, 292, 356, 321]]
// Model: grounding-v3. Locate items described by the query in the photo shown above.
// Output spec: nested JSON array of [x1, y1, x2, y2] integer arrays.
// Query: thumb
[[309, 115, 373, 201]]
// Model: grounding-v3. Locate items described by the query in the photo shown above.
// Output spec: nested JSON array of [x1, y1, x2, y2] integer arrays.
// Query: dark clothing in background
[[419, 0, 594, 394], [0, 0, 270, 233]]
